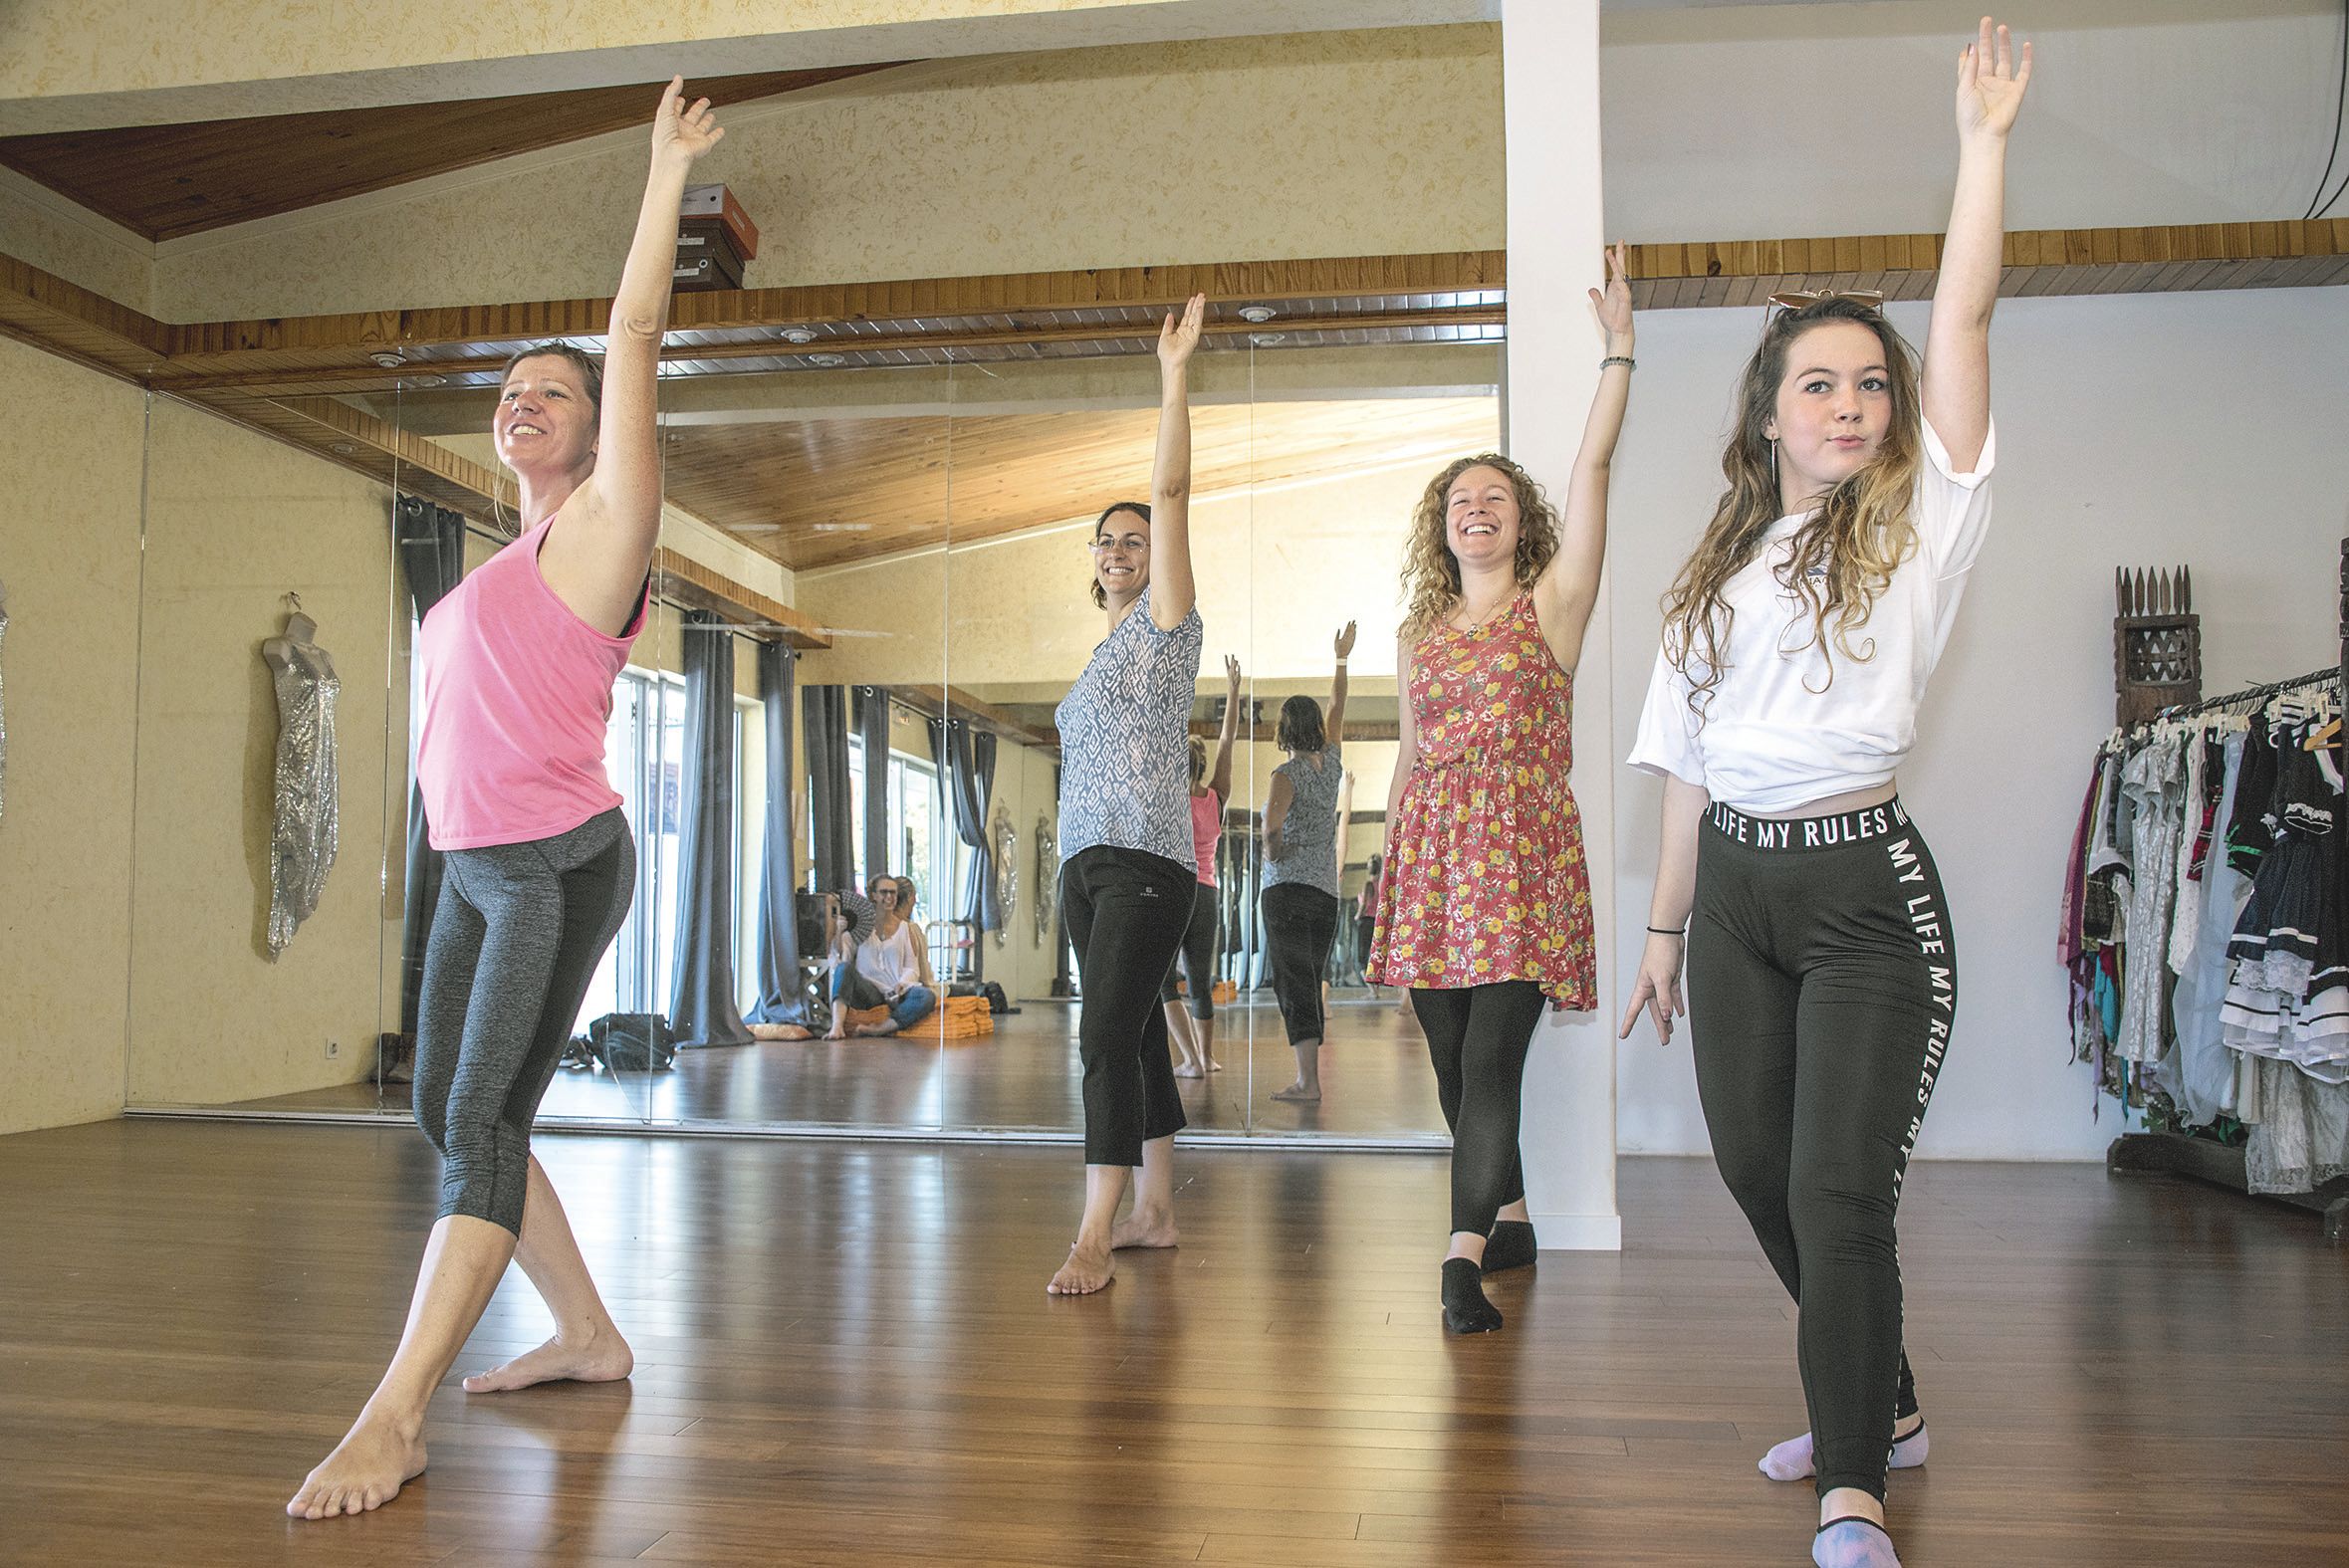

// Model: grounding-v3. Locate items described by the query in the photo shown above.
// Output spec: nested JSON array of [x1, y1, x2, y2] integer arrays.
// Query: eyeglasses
[[1767, 288, 1887, 314], [1089, 536, 1147, 553]]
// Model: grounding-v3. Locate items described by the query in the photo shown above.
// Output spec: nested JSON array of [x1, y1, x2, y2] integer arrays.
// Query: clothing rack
[[2102, 548, 2349, 1242]]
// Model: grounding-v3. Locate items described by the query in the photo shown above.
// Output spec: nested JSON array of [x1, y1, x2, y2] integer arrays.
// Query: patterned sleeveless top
[[1265, 742, 1345, 898], [1366, 590, 1595, 1007], [1056, 586, 1206, 870]]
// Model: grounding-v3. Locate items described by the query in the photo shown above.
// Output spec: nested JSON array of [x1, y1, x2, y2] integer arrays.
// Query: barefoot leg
[[462, 1156, 633, 1393], [1163, 1003, 1202, 1076], [1199, 1011, 1221, 1073], [1049, 1163, 1126, 1294], [289, 1215, 515, 1519], [1109, 1133, 1179, 1249]]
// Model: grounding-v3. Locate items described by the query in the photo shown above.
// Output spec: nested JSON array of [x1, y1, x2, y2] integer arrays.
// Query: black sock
[[1482, 1219, 1537, 1274], [1442, 1257, 1503, 1333]]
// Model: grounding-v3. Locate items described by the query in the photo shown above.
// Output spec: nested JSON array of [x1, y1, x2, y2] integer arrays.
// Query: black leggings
[[1263, 883, 1339, 1045], [1411, 980, 1543, 1236], [413, 808, 634, 1234], [1062, 845, 1192, 1166], [1687, 797, 1955, 1503], [1156, 880, 1221, 1018]]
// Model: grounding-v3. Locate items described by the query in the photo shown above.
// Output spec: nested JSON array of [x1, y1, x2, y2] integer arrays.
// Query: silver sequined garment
[[267, 646, 341, 957]]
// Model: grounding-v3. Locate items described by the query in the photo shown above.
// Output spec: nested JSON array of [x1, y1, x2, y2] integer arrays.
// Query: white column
[[1502, 0, 1620, 1251]]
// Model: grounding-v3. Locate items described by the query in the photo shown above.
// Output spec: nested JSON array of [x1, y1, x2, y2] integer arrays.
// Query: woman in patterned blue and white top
[[1047, 293, 1210, 1298]]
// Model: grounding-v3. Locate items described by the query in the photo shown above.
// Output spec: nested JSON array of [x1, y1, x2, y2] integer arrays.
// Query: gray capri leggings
[[412, 807, 633, 1233]]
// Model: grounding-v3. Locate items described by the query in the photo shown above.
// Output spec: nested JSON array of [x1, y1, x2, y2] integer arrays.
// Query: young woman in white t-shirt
[[1621, 21, 2031, 1568]]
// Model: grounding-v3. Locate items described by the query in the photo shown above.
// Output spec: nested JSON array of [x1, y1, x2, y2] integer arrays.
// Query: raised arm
[[1924, 17, 2031, 471], [1533, 243, 1634, 674], [1326, 622, 1356, 743], [1210, 654, 1242, 802], [1147, 294, 1206, 629], [543, 79, 724, 630]]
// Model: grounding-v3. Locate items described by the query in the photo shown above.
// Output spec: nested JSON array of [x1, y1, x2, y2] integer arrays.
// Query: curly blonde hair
[[1662, 297, 1924, 717], [1399, 453, 1560, 643]]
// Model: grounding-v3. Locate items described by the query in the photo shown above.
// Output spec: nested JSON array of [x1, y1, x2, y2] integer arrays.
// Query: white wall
[[1601, 0, 2342, 240], [1606, 285, 2349, 1160]]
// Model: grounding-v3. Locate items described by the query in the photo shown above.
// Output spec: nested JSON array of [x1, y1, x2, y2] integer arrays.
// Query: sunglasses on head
[[1767, 288, 1887, 315]]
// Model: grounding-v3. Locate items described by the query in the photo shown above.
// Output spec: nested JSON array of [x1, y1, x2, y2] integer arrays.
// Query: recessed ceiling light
[[806, 351, 848, 368], [727, 523, 783, 534], [329, 442, 356, 454], [1250, 332, 1287, 346], [1238, 306, 1277, 324], [368, 349, 406, 368], [408, 373, 446, 387], [781, 327, 819, 343], [811, 522, 872, 532]]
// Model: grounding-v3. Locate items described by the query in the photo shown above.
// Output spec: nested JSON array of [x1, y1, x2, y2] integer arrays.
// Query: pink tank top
[[1189, 789, 1222, 886], [415, 517, 646, 850]]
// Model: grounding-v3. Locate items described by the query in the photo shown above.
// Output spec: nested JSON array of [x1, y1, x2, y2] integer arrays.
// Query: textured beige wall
[[0, 338, 147, 1135], [0, 171, 154, 311], [0, 1, 1478, 129], [123, 398, 399, 1107], [149, 28, 1502, 321]]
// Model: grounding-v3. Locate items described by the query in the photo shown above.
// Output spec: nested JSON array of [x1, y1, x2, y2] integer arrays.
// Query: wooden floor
[[3, 1120, 2346, 1566], [224, 995, 1450, 1141]]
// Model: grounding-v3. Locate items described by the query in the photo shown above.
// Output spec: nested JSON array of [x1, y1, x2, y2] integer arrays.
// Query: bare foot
[[1047, 1241, 1114, 1295], [1206, 1057, 1224, 1072], [1271, 1081, 1321, 1102], [462, 1327, 633, 1393], [1109, 1207, 1178, 1249], [1173, 1061, 1205, 1080], [287, 1415, 427, 1519], [852, 1020, 899, 1037]]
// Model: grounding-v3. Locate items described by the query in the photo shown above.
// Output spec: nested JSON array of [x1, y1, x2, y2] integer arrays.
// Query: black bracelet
[[1600, 354, 1636, 372], [1646, 925, 1685, 936]]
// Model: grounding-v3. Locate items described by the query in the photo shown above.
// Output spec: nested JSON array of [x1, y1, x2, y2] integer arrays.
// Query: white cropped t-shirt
[[1628, 417, 1995, 814]]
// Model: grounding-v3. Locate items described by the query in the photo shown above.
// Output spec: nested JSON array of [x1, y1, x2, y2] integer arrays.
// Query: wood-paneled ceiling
[[0, 67, 897, 241], [662, 396, 1502, 572]]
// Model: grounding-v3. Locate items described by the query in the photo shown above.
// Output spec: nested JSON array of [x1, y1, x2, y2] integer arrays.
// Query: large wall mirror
[[117, 298, 1497, 1148]]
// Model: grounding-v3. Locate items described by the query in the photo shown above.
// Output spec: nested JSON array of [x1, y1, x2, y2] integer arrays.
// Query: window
[[573, 667, 685, 1035]]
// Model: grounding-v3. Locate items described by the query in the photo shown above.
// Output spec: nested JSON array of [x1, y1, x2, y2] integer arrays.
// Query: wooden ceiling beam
[[893, 684, 1060, 751]]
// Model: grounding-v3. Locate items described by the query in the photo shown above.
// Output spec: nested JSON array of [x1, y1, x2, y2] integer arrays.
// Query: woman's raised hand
[[1334, 621, 1358, 660], [1957, 17, 2032, 142], [1158, 294, 1208, 373], [653, 77, 726, 169], [1587, 241, 1633, 345], [1225, 653, 1243, 692]]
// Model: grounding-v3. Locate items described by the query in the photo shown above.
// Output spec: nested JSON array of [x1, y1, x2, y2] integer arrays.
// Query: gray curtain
[[854, 685, 891, 888], [394, 496, 468, 1038], [746, 641, 806, 1024], [804, 684, 852, 892], [667, 609, 752, 1048], [928, 718, 1001, 931]]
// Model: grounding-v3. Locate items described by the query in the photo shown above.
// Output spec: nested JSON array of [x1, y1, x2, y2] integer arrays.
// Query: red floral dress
[[1367, 590, 1596, 1008]]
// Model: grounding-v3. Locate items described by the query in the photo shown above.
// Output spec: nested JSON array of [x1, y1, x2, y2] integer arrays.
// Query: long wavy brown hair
[[1399, 453, 1560, 643], [1662, 297, 1924, 717]]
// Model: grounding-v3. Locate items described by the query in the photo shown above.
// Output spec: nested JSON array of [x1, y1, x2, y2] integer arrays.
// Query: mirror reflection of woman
[[1622, 25, 2028, 1567], [1164, 654, 1243, 1078], [826, 878, 937, 1037], [1366, 246, 1635, 1336], [1262, 622, 1356, 1103], [1046, 295, 1209, 1296], [289, 81, 722, 1520]]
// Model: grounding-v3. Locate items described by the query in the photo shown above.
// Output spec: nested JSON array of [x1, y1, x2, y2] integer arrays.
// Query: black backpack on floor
[[587, 1012, 678, 1073]]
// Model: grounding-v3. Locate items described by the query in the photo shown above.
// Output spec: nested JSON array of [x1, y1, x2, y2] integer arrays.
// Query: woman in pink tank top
[[1162, 654, 1243, 1076], [291, 81, 726, 1524]]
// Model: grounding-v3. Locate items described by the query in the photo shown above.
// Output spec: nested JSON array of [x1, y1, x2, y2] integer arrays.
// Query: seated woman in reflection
[[1261, 623, 1356, 1103], [290, 81, 724, 1521], [1366, 244, 1634, 1336], [1163, 654, 1243, 1077], [1047, 293, 1208, 1297], [826, 877, 937, 1037], [1620, 26, 2027, 1568]]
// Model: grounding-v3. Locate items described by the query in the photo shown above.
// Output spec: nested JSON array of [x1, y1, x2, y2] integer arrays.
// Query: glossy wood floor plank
[[1, 1120, 2345, 1565]]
